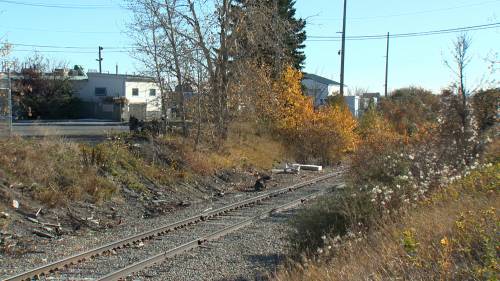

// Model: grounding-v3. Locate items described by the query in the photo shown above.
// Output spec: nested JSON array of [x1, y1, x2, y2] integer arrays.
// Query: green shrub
[[287, 189, 377, 258]]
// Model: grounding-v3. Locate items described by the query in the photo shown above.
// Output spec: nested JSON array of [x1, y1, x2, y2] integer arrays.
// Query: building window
[[95, 87, 107, 96], [132, 88, 139, 96], [149, 89, 156, 96]]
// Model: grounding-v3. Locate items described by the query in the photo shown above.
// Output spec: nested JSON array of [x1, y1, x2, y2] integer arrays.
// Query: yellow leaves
[[358, 107, 401, 149], [268, 66, 314, 132], [402, 228, 420, 257], [257, 66, 359, 163], [455, 220, 465, 231], [313, 104, 359, 154], [440, 237, 450, 247]]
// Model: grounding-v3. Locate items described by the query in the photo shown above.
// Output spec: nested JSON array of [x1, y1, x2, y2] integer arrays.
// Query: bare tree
[[0, 42, 12, 71], [445, 34, 472, 130], [128, 1, 170, 132], [180, 0, 233, 141], [485, 50, 499, 87], [443, 34, 480, 166], [128, 0, 292, 144], [128, 0, 192, 136]]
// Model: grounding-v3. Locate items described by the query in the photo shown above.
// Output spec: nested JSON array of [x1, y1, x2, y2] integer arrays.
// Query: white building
[[73, 72, 161, 121], [302, 73, 341, 107], [343, 95, 360, 118], [301, 73, 379, 118]]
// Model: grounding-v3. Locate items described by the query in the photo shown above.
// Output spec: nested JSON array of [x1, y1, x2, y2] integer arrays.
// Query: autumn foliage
[[259, 66, 358, 164], [357, 106, 401, 149]]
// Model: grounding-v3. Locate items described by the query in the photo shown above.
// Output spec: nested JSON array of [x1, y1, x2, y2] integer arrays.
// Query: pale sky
[[1, 0, 499, 94]]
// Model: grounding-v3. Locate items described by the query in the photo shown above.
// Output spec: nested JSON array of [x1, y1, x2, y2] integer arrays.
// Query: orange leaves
[[358, 107, 401, 149], [314, 104, 359, 154], [259, 66, 359, 163]]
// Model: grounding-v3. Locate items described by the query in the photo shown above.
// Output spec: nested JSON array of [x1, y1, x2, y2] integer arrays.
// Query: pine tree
[[232, 0, 307, 70], [277, 0, 306, 70]]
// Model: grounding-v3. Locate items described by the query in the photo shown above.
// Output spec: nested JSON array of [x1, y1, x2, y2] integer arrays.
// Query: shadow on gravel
[[215, 254, 284, 281], [217, 274, 271, 281], [247, 253, 284, 267]]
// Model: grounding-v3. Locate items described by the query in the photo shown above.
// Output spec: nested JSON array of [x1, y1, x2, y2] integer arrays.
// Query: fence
[[0, 72, 11, 137]]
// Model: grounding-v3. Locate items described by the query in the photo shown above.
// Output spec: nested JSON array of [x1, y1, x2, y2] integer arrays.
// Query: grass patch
[[177, 122, 288, 176], [275, 163, 499, 281], [0, 137, 117, 206], [0, 123, 288, 207]]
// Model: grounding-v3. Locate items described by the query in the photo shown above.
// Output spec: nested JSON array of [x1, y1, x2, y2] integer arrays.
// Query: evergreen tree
[[277, 0, 306, 70], [232, 0, 306, 70]]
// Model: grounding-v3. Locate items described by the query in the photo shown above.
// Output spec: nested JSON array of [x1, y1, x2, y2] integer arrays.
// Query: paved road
[[10, 121, 129, 137]]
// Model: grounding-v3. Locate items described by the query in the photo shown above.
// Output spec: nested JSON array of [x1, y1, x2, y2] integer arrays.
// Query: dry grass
[[0, 123, 288, 207], [0, 137, 116, 206], [179, 122, 288, 176], [275, 163, 499, 281]]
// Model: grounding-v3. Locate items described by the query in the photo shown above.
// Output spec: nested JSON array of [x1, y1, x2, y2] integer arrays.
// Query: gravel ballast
[[0, 171, 343, 280], [136, 210, 296, 281]]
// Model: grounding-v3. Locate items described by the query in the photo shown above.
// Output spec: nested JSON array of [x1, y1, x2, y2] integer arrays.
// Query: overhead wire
[[2, 22, 499, 53], [0, 26, 122, 34], [13, 49, 129, 54], [5, 43, 132, 50], [307, 22, 500, 41], [309, 0, 500, 22], [0, 0, 121, 9]]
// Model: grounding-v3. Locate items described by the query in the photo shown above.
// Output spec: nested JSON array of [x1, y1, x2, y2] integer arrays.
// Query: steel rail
[[2, 172, 339, 281], [97, 189, 329, 281]]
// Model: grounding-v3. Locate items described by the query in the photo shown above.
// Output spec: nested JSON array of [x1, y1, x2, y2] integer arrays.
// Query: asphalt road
[[9, 120, 129, 137]]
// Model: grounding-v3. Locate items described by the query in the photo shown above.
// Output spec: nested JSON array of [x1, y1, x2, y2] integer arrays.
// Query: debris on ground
[[272, 163, 301, 175], [254, 174, 272, 191], [143, 200, 191, 218], [32, 229, 54, 239], [291, 164, 323, 171]]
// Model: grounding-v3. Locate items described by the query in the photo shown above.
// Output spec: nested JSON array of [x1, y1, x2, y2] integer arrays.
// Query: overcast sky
[[1, 0, 499, 94]]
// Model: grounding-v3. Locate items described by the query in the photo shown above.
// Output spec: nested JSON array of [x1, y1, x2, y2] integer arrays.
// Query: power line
[[310, 0, 500, 22], [3, 22, 499, 53], [0, 0, 121, 9], [307, 22, 500, 41], [5, 43, 132, 50], [0, 26, 122, 34], [12, 49, 129, 54]]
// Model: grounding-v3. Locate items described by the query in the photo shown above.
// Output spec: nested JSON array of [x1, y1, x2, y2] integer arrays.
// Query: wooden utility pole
[[6, 69, 12, 137], [339, 0, 347, 96], [97, 46, 103, 73], [384, 32, 390, 97]]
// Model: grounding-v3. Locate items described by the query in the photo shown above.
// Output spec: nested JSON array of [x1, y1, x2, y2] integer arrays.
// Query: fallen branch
[[32, 229, 54, 239]]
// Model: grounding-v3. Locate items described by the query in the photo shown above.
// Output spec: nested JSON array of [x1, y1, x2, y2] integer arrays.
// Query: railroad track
[[3, 172, 342, 281]]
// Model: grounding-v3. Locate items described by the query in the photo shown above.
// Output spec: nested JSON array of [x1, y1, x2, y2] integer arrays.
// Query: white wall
[[302, 79, 328, 106], [344, 96, 360, 118], [302, 79, 340, 107], [72, 74, 161, 113], [125, 81, 161, 112], [73, 74, 125, 102], [328, 84, 341, 96]]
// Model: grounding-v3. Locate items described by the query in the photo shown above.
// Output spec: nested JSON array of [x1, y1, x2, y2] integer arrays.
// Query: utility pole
[[97, 46, 103, 73], [384, 32, 390, 97], [339, 0, 347, 96], [8, 69, 11, 136]]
